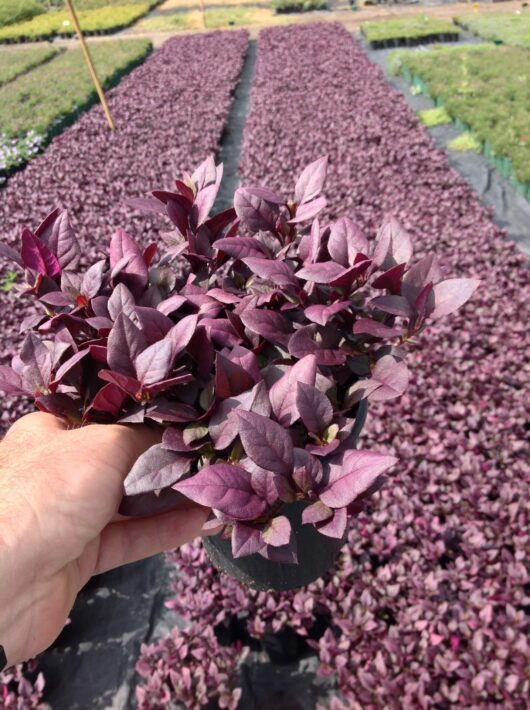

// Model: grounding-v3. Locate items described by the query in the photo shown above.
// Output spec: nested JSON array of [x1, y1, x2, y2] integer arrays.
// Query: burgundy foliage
[[0, 662, 45, 710], [0, 148, 474, 562], [160, 22, 529, 709]]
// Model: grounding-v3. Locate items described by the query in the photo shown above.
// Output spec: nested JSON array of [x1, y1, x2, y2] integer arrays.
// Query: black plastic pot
[[203, 399, 368, 591]]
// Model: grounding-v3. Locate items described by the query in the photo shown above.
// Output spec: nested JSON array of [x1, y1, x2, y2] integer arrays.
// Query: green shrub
[[271, 0, 327, 13], [0, 39, 151, 139], [455, 11, 530, 49], [0, 0, 45, 28], [0, 45, 57, 86], [362, 15, 459, 43], [0, 4, 150, 42], [447, 132, 482, 152], [392, 44, 530, 185], [418, 106, 451, 127]]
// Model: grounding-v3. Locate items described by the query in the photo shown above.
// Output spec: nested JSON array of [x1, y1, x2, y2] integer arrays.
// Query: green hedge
[[455, 11, 530, 49], [0, 0, 45, 28], [390, 44, 530, 190], [271, 0, 327, 13], [362, 15, 459, 46], [0, 4, 150, 42], [0, 45, 57, 86], [0, 39, 151, 139]]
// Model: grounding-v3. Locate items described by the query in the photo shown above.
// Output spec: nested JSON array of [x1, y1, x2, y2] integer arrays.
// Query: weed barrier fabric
[[153, 23, 530, 709], [0, 29, 248, 709]]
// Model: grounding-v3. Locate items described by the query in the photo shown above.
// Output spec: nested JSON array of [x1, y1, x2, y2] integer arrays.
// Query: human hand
[[0, 413, 208, 667]]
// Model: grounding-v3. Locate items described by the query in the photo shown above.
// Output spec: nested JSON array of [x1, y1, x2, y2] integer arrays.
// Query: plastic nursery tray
[[0, 23, 140, 45], [367, 32, 460, 50]]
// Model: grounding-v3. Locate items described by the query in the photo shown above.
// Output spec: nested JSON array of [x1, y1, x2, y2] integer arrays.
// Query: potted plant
[[0, 156, 478, 590]]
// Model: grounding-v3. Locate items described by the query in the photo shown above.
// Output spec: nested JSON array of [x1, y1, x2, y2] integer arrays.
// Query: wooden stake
[[199, 0, 206, 29], [64, 0, 115, 131]]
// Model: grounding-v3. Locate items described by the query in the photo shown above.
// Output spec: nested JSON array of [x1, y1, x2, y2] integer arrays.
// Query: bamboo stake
[[199, 0, 206, 29], [63, 0, 115, 131]]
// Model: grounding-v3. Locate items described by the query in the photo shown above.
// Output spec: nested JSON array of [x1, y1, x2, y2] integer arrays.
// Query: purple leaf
[[259, 538, 298, 564], [243, 257, 298, 288], [305, 301, 350, 326], [269, 354, 317, 426], [108, 283, 136, 321], [302, 500, 333, 525], [52, 349, 89, 383], [240, 308, 293, 346], [352, 318, 402, 338], [89, 383, 126, 416], [370, 294, 413, 317], [401, 254, 443, 303], [191, 154, 217, 190], [236, 410, 293, 476], [263, 516, 291, 547], [167, 314, 199, 357], [234, 187, 279, 233], [328, 217, 368, 266], [295, 261, 344, 283], [215, 352, 257, 399], [209, 381, 271, 450], [288, 327, 346, 366], [320, 450, 397, 508], [429, 278, 480, 319], [372, 216, 413, 269], [294, 156, 328, 204], [298, 217, 322, 264], [99, 370, 141, 397], [135, 339, 174, 386], [135, 307, 174, 344], [110, 228, 148, 293], [292, 448, 323, 492], [0, 365, 27, 395], [21, 229, 61, 278], [0, 240, 23, 266], [214, 236, 269, 260], [200, 317, 241, 347], [232, 522, 265, 558], [81, 260, 106, 300], [157, 294, 187, 316], [296, 381, 333, 434], [174, 463, 267, 520], [45, 211, 81, 270], [288, 196, 326, 224], [371, 263, 406, 293], [347, 355, 410, 403], [124, 444, 191, 496], [108, 313, 147, 377], [316, 506, 347, 538]]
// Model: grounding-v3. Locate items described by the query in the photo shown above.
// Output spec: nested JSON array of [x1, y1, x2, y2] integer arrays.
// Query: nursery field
[[456, 10, 530, 48], [0, 45, 57, 86], [391, 43, 530, 189], [361, 14, 459, 47], [0, 14, 529, 710]]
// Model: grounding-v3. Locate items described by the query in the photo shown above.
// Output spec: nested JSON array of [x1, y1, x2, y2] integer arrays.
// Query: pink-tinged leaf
[[146, 400, 198, 423], [243, 257, 298, 288], [135, 307, 173, 344], [296, 381, 333, 434], [370, 294, 413, 317], [207, 288, 241, 305], [45, 210, 81, 270], [227, 345, 261, 383], [289, 196, 326, 224], [215, 352, 257, 399], [259, 539, 298, 564], [429, 278, 480, 319], [302, 501, 333, 525], [36, 392, 79, 419], [316, 507, 347, 539], [372, 216, 413, 270], [108, 313, 147, 377], [124, 444, 191, 496], [288, 327, 346, 366], [263, 516, 291, 547], [162, 427, 203, 452], [210, 381, 271, 450], [328, 217, 368, 267], [157, 294, 186, 316], [305, 301, 350, 326], [292, 448, 324, 492], [328, 259, 372, 288], [40, 291, 72, 308], [234, 187, 279, 233], [21, 228, 61, 278], [89, 383, 126, 416], [320, 450, 397, 508], [174, 463, 267, 520], [19, 333, 53, 391], [414, 282, 433, 320], [81, 259, 106, 300], [348, 355, 410, 403], [214, 236, 269, 260], [247, 464, 280, 506], [194, 163, 222, 226], [108, 283, 136, 321], [402, 254, 443, 303], [99, 370, 141, 397], [269, 354, 317, 426], [167, 314, 199, 358], [144, 372, 193, 396], [232, 522, 265, 558], [88, 344, 108, 364], [236, 410, 293, 476], [353, 318, 402, 339], [240, 308, 292, 346], [371, 263, 406, 293], [191, 154, 217, 190], [34, 207, 61, 241], [0, 365, 27, 395], [53, 349, 89, 383], [0, 240, 22, 266], [126, 196, 167, 214], [135, 339, 174, 386], [298, 217, 322, 264], [295, 261, 344, 283], [200, 317, 241, 347], [110, 228, 148, 293], [294, 156, 328, 204]]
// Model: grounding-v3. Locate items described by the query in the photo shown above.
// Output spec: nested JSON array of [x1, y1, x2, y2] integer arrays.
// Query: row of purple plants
[[0, 29, 249, 709], [137, 22, 529, 709]]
